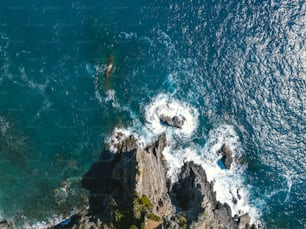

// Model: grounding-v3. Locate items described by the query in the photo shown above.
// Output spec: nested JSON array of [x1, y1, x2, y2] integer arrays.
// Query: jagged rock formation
[[135, 134, 174, 217], [55, 133, 256, 229], [167, 162, 239, 229]]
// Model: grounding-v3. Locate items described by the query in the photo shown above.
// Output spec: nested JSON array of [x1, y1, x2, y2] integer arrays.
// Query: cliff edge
[[54, 133, 257, 229]]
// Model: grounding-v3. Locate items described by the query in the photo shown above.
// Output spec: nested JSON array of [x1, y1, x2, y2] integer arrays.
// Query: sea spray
[[105, 94, 262, 224], [144, 93, 199, 138]]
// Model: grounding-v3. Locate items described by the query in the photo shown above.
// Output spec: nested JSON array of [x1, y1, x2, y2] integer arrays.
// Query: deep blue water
[[0, 0, 305, 228]]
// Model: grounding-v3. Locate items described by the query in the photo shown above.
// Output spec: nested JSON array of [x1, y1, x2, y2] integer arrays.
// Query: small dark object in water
[[237, 188, 241, 200]]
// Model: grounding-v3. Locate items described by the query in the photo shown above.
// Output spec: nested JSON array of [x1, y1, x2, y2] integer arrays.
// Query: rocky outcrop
[[0, 220, 12, 229], [218, 144, 234, 169], [135, 134, 175, 217], [166, 162, 240, 229], [55, 133, 256, 229], [159, 114, 186, 128], [238, 213, 252, 229]]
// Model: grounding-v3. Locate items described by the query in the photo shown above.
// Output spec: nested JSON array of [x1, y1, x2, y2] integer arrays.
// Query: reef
[[53, 132, 258, 229]]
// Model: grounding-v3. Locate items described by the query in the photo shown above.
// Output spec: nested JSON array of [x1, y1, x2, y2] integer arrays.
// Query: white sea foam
[[22, 209, 83, 229], [94, 63, 107, 75], [0, 210, 76, 229], [89, 60, 123, 110], [284, 173, 293, 202], [144, 93, 199, 138], [105, 92, 261, 224], [106, 126, 146, 153], [163, 124, 262, 224], [104, 97, 261, 224], [97, 27, 262, 226], [119, 32, 138, 39], [85, 63, 95, 77], [105, 89, 121, 109]]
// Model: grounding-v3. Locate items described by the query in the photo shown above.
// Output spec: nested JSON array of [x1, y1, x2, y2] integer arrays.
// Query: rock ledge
[[54, 134, 258, 229]]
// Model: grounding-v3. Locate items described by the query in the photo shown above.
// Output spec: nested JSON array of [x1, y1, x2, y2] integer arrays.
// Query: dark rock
[[218, 144, 233, 169], [114, 134, 138, 153], [214, 202, 237, 229], [169, 162, 239, 229], [237, 189, 242, 200], [230, 190, 238, 204], [232, 196, 238, 204], [238, 213, 251, 229], [56, 132, 258, 229], [171, 162, 207, 220], [159, 114, 186, 128], [81, 134, 141, 223]]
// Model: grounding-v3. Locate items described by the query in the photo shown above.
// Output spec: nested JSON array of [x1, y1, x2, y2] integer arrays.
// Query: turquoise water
[[0, 0, 305, 228]]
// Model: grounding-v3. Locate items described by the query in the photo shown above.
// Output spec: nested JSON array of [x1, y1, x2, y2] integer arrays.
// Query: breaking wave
[[144, 93, 199, 138], [106, 93, 262, 225]]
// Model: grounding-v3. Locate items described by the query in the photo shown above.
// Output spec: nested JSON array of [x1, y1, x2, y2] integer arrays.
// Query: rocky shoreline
[[52, 132, 258, 229]]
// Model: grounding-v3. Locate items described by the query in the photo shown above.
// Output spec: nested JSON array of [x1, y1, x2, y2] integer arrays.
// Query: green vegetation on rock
[[178, 215, 187, 229], [109, 198, 117, 208], [140, 195, 153, 209], [146, 213, 161, 221], [114, 209, 123, 222], [133, 194, 153, 219], [136, 167, 141, 176]]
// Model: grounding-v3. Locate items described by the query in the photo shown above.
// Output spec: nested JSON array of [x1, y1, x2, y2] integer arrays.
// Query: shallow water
[[0, 0, 305, 228]]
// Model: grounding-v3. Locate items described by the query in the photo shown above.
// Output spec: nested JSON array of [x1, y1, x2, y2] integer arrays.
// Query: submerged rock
[[218, 144, 234, 169], [159, 114, 186, 128]]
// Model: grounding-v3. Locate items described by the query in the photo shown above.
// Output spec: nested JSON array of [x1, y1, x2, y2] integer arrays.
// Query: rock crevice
[[55, 133, 257, 229]]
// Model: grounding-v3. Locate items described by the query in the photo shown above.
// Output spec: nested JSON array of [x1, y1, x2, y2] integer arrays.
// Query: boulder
[[238, 213, 251, 229], [0, 220, 12, 229], [159, 114, 186, 128], [218, 144, 233, 169]]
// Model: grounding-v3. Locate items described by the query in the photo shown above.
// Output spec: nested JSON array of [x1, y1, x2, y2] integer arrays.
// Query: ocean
[[0, 0, 305, 228]]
